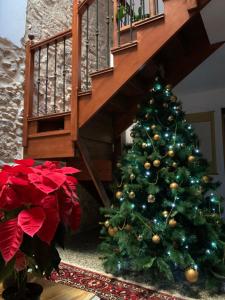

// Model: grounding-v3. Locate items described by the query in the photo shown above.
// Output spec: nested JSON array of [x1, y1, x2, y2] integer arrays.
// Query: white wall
[[0, 0, 27, 46], [176, 87, 225, 196]]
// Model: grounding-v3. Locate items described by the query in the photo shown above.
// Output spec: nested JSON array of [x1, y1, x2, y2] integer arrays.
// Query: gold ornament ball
[[142, 142, 148, 149], [149, 99, 154, 105], [202, 176, 210, 183], [153, 160, 161, 167], [124, 224, 132, 231], [169, 219, 177, 228], [145, 114, 149, 119], [153, 134, 160, 141], [116, 191, 123, 199], [144, 162, 151, 170], [170, 95, 177, 102], [108, 227, 118, 237], [148, 194, 155, 203], [151, 124, 156, 130], [168, 150, 175, 157], [166, 84, 172, 90], [104, 220, 110, 228], [188, 155, 195, 162], [137, 104, 141, 109], [116, 162, 121, 168], [162, 210, 169, 218], [137, 235, 143, 241], [172, 162, 177, 168], [152, 234, 161, 244], [185, 268, 199, 283], [129, 191, 136, 199], [168, 116, 174, 122], [170, 182, 179, 190], [130, 173, 135, 180]]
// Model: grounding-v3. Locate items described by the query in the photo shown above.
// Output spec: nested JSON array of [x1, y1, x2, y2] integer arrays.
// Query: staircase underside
[[24, 0, 222, 182]]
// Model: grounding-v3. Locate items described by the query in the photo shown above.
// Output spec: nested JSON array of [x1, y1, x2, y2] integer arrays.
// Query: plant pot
[[2, 282, 43, 300]]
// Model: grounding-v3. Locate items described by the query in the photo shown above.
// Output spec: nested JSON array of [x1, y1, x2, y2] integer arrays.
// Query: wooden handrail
[[30, 29, 72, 51], [78, 0, 96, 15], [23, 41, 35, 147]]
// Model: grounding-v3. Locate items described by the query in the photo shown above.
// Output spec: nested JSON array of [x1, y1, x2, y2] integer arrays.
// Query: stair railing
[[114, 0, 162, 47], [78, 0, 113, 92]]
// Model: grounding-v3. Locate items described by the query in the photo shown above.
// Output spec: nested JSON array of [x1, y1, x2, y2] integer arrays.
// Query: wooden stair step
[[111, 41, 138, 55], [90, 67, 114, 78], [134, 13, 165, 29]]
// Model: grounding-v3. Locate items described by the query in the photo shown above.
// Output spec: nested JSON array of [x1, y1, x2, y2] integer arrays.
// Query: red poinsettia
[[0, 159, 81, 264]]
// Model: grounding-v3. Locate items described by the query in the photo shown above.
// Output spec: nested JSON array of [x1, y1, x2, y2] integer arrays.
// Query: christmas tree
[[100, 77, 225, 290]]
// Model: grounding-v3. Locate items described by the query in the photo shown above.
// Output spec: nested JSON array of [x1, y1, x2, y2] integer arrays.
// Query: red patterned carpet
[[50, 262, 185, 300]]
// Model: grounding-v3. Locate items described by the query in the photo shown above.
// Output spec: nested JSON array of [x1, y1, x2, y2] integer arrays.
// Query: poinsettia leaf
[[18, 207, 46, 237], [28, 172, 66, 194], [9, 177, 28, 186], [14, 159, 35, 167], [37, 208, 60, 244], [15, 250, 27, 272], [60, 167, 80, 175], [0, 218, 23, 263]]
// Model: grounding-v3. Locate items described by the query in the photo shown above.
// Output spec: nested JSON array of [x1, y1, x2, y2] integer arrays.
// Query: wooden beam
[[23, 41, 34, 147], [77, 138, 111, 208], [70, 0, 80, 141]]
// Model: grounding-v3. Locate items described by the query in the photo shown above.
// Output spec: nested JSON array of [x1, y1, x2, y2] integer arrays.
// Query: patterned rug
[[50, 262, 185, 300]]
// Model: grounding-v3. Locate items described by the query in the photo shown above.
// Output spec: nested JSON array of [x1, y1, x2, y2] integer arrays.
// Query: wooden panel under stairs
[[24, 112, 75, 159]]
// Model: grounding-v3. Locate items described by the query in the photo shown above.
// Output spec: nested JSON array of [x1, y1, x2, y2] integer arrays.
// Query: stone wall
[[0, 38, 25, 163]]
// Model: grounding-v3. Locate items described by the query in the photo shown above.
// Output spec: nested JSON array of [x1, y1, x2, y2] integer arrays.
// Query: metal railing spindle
[[45, 44, 49, 115]]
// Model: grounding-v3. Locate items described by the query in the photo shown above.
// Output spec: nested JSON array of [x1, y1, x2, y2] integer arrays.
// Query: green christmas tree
[[100, 77, 225, 290]]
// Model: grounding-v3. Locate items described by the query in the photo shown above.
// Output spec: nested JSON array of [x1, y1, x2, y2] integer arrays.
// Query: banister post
[[149, 0, 157, 16], [71, 0, 81, 142], [23, 39, 34, 148], [113, 0, 118, 48]]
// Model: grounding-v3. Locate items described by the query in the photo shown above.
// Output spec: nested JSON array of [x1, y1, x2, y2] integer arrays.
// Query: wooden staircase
[[23, 0, 222, 207]]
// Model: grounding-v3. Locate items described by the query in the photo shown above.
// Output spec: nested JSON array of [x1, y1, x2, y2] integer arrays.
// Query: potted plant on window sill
[[0, 159, 81, 300]]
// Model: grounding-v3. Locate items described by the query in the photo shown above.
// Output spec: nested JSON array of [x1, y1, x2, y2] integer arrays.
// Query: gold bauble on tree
[[170, 95, 177, 102], [162, 210, 169, 218], [144, 162, 151, 170], [153, 160, 161, 167], [124, 224, 132, 231], [166, 84, 172, 90], [116, 191, 123, 199], [153, 134, 160, 141], [142, 142, 148, 149], [147, 194, 155, 203], [129, 191, 136, 199], [104, 220, 110, 228], [188, 155, 195, 162], [185, 268, 199, 283], [130, 173, 135, 180], [108, 227, 118, 237], [168, 219, 177, 228], [149, 99, 154, 105], [172, 162, 177, 168], [168, 116, 174, 122], [168, 150, 175, 157], [170, 182, 179, 190], [151, 124, 156, 130], [163, 103, 168, 108], [202, 175, 210, 183], [137, 235, 143, 241], [152, 234, 161, 244]]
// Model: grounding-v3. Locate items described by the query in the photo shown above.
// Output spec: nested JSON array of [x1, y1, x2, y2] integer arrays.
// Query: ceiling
[[175, 0, 225, 95]]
